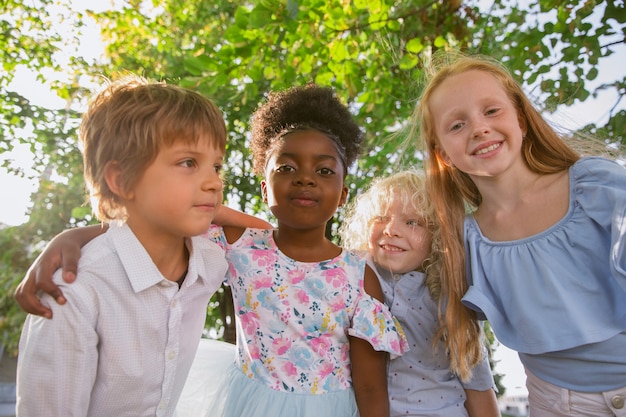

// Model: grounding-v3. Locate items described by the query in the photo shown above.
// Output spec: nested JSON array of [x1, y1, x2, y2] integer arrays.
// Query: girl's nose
[[294, 171, 316, 186], [383, 219, 400, 236], [472, 120, 491, 138]]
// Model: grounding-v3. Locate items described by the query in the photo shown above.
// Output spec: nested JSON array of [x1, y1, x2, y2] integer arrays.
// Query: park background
[[1, 0, 624, 415]]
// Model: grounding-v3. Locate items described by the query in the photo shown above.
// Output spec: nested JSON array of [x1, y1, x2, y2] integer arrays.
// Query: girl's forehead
[[269, 130, 344, 160], [438, 70, 506, 101]]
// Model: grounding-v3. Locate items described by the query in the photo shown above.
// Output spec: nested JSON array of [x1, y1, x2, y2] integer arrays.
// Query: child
[[415, 53, 626, 416], [15, 84, 408, 417], [17, 75, 235, 417], [340, 170, 499, 417]]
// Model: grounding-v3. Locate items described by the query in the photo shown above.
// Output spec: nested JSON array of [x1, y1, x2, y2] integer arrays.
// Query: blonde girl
[[340, 170, 499, 417]]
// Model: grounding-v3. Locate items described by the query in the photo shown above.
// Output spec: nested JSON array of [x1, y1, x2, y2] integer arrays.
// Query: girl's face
[[368, 197, 431, 275], [261, 129, 348, 231], [429, 70, 527, 179]]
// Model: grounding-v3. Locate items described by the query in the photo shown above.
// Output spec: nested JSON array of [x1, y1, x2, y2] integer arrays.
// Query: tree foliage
[[1, 0, 624, 391]]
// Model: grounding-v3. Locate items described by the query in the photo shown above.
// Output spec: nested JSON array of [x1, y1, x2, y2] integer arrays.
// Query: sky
[[1, 0, 624, 399]]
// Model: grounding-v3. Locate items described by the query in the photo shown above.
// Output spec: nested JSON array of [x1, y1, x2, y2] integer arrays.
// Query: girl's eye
[[450, 122, 464, 131], [275, 165, 295, 173], [486, 108, 499, 115], [318, 167, 335, 175], [373, 215, 388, 224], [214, 164, 223, 173], [407, 218, 427, 228]]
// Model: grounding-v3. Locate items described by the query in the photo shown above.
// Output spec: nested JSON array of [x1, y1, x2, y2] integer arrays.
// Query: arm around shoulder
[[14, 224, 108, 317], [213, 205, 272, 229]]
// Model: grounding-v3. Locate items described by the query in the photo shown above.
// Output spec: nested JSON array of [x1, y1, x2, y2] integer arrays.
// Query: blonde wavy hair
[[340, 170, 461, 367], [341, 169, 442, 296]]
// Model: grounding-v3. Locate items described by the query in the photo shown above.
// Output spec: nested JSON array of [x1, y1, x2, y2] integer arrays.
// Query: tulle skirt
[[175, 339, 237, 417], [175, 338, 359, 417]]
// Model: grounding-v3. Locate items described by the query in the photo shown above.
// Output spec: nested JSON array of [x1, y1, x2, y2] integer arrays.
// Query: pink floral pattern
[[206, 226, 408, 394]]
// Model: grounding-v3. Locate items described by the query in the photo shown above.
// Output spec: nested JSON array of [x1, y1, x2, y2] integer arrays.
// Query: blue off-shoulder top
[[462, 156, 626, 391]]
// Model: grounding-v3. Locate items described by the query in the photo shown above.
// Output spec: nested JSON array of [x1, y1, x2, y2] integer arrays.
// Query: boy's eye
[[178, 159, 196, 168], [373, 215, 388, 223], [486, 108, 499, 115], [318, 167, 335, 175], [214, 164, 223, 173]]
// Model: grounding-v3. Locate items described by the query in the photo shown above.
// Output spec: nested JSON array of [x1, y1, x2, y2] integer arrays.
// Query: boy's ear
[[104, 161, 133, 200], [260, 180, 268, 203]]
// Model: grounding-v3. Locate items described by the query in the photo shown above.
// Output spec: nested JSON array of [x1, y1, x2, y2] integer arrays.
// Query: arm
[[214, 205, 273, 244], [213, 205, 272, 229], [14, 224, 107, 317], [16, 292, 97, 416], [350, 336, 389, 417], [465, 388, 500, 417], [351, 265, 389, 417]]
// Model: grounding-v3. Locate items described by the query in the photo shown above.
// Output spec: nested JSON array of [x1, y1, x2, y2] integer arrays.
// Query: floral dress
[[176, 227, 408, 417]]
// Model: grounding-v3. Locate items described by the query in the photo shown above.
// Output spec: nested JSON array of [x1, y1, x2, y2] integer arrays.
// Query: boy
[[16, 76, 246, 417]]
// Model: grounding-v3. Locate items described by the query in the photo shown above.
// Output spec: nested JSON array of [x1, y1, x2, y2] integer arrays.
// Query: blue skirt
[[175, 339, 358, 417]]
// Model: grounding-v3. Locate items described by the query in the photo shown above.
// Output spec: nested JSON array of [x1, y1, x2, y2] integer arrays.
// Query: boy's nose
[[202, 170, 223, 191]]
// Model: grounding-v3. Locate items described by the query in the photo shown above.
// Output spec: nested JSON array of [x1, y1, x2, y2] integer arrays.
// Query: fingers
[[34, 253, 67, 306], [60, 248, 79, 283], [14, 270, 54, 319]]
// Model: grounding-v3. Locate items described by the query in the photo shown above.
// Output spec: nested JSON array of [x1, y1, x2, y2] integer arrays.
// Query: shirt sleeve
[[575, 157, 626, 293], [461, 344, 496, 391], [348, 296, 409, 359], [16, 286, 98, 417]]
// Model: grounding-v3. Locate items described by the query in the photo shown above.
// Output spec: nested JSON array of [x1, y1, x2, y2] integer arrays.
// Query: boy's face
[[123, 138, 224, 241], [368, 197, 431, 275], [261, 129, 348, 231]]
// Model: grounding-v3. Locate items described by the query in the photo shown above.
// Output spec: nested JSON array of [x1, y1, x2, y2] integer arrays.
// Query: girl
[[415, 53, 626, 416], [14, 84, 408, 417], [340, 170, 499, 417]]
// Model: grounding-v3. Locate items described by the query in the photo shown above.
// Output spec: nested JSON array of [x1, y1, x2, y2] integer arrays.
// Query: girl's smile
[[429, 70, 527, 178]]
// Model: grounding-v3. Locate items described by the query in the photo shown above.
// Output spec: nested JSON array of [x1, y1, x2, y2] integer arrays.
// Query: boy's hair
[[340, 170, 443, 300], [249, 84, 363, 175], [412, 52, 583, 381], [80, 75, 226, 221]]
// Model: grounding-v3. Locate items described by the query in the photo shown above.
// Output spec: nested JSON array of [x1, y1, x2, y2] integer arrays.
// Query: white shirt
[[16, 222, 228, 417]]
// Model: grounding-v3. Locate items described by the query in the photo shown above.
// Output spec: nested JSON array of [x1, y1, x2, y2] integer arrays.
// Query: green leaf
[[249, 5, 273, 29], [434, 35, 447, 47], [399, 54, 418, 70], [406, 37, 424, 54]]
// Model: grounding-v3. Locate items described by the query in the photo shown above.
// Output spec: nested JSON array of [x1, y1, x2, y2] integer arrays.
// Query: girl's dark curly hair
[[250, 84, 364, 175]]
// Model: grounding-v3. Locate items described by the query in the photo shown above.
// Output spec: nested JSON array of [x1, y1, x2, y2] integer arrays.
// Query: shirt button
[[168, 351, 176, 360], [611, 395, 624, 409]]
